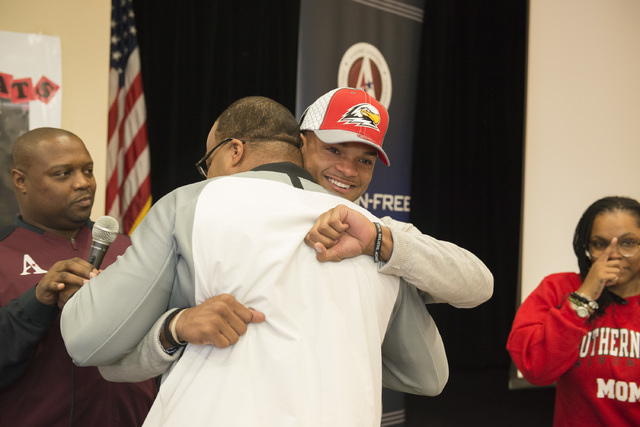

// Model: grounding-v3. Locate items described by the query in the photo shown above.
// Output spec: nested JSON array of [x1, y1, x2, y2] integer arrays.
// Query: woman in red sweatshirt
[[508, 196, 640, 426]]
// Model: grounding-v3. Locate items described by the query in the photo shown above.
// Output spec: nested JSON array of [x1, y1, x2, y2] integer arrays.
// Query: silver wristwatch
[[569, 300, 591, 318]]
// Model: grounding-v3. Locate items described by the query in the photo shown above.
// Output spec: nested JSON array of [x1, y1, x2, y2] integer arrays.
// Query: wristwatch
[[569, 301, 591, 318]]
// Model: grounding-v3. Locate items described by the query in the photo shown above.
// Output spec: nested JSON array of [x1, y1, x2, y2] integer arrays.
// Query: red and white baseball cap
[[299, 88, 390, 166]]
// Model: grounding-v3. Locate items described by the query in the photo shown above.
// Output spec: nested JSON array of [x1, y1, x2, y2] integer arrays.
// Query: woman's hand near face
[[578, 238, 622, 300]]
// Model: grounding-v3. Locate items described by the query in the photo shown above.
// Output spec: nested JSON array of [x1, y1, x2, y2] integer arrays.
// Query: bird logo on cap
[[339, 103, 381, 131]]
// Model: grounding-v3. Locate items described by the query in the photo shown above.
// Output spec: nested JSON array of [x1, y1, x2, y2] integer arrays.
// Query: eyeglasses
[[194, 138, 245, 179], [587, 238, 640, 259]]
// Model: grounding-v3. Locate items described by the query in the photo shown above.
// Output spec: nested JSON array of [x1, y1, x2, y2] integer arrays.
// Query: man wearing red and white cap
[[296, 88, 494, 397], [300, 87, 492, 306]]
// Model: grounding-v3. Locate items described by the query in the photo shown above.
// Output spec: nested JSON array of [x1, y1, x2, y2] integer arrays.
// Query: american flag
[[107, 0, 151, 235]]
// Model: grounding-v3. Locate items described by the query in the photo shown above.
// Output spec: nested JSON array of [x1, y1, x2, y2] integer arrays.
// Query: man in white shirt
[[61, 95, 451, 426]]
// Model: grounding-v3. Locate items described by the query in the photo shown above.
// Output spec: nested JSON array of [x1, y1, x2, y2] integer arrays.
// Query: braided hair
[[572, 196, 640, 317]]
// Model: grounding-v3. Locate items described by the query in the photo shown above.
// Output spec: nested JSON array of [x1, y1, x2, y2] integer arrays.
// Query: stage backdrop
[[296, 0, 424, 224], [0, 30, 62, 229], [296, 0, 425, 424]]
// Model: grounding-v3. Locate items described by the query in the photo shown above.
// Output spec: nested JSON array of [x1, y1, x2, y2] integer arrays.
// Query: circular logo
[[338, 42, 392, 108]]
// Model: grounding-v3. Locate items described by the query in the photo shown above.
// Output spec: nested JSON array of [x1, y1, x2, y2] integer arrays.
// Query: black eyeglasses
[[195, 138, 245, 178]]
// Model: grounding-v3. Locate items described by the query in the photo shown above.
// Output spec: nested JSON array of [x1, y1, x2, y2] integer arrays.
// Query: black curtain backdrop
[[133, 1, 300, 193], [133, 0, 554, 424]]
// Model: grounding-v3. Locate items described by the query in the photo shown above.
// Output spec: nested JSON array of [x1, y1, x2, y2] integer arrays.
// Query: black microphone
[[87, 216, 119, 269]]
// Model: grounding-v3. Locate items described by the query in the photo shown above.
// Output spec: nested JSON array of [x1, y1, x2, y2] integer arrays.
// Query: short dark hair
[[215, 96, 301, 148], [10, 127, 79, 170]]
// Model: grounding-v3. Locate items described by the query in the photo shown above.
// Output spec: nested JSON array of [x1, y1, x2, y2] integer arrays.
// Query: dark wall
[[133, 0, 555, 424], [405, 3, 555, 424], [412, 0, 526, 371]]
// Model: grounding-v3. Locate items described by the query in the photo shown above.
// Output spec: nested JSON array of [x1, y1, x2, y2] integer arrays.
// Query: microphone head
[[92, 216, 119, 244]]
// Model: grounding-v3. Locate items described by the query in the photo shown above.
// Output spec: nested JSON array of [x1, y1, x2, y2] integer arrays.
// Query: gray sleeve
[[98, 309, 182, 382], [61, 187, 198, 366], [381, 281, 448, 395], [379, 216, 493, 308]]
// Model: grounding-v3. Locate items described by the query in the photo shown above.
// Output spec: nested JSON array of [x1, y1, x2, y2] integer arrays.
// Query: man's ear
[[229, 139, 245, 167], [11, 169, 27, 194], [299, 132, 307, 151]]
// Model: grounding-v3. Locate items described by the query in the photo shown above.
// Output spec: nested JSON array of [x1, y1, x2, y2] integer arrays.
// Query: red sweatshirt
[[508, 272, 640, 426]]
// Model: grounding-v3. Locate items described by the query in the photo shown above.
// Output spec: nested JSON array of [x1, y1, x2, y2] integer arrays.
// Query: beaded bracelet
[[570, 292, 599, 310], [567, 295, 594, 315]]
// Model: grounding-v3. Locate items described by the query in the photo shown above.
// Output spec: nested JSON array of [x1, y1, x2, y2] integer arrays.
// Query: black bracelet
[[570, 292, 589, 304], [570, 292, 599, 310], [373, 222, 383, 263], [163, 308, 188, 348]]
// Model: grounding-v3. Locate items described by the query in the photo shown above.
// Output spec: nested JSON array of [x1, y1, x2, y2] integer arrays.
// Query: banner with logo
[[296, 0, 424, 224], [296, 1, 425, 425], [0, 30, 62, 228]]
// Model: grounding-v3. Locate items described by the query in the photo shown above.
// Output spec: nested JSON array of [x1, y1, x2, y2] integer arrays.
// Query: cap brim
[[313, 129, 390, 166]]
